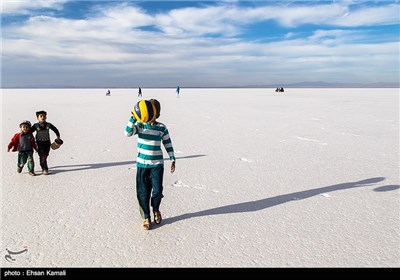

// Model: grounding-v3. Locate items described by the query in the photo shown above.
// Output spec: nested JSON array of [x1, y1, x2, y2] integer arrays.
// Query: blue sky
[[2, 0, 399, 87]]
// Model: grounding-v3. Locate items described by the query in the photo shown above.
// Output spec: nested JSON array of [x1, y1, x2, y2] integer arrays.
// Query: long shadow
[[51, 160, 136, 173], [50, 154, 206, 173], [175, 154, 207, 160], [162, 177, 386, 225]]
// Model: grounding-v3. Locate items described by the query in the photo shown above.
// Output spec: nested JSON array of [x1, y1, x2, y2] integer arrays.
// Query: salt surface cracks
[[295, 136, 328, 145], [172, 180, 219, 193]]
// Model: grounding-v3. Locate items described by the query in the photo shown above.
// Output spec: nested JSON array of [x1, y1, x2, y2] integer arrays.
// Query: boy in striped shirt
[[125, 99, 176, 230]]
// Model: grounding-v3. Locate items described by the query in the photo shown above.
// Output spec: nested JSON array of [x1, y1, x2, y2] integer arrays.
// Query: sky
[[1, 0, 399, 88]]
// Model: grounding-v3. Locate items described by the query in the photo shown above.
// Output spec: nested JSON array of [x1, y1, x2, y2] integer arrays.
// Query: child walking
[[125, 99, 176, 230], [29, 110, 61, 175], [7, 120, 38, 176]]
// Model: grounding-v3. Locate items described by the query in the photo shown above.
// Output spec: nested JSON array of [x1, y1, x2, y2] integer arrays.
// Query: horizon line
[[2, 86, 399, 89]]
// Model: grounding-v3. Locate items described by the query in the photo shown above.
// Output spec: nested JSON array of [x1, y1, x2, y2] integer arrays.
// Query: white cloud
[[233, 2, 399, 28], [154, 5, 243, 37], [1, 0, 67, 15], [91, 3, 154, 29], [331, 4, 400, 26]]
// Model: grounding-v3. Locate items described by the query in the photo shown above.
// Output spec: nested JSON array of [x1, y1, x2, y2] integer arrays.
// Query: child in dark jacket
[[7, 120, 38, 176], [29, 110, 61, 175]]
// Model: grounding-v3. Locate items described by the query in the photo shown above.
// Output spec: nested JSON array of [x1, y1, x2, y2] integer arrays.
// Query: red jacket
[[8, 132, 38, 152]]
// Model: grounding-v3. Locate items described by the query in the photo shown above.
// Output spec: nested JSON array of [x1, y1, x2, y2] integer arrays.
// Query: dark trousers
[[18, 149, 34, 172], [136, 166, 164, 219], [37, 140, 51, 171]]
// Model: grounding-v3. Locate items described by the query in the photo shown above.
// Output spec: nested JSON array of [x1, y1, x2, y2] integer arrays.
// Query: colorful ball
[[133, 100, 157, 123]]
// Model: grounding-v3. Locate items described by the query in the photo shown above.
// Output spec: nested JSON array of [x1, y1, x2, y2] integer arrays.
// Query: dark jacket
[[29, 122, 60, 142]]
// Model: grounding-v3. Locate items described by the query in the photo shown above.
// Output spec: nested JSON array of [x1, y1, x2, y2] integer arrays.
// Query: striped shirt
[[125, 116, 175, 168]]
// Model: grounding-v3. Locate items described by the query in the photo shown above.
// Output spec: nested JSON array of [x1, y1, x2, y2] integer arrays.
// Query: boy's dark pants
[[136, 166, 164, 219], [37, 140, 51, 171], [18, 149, 34, 172]]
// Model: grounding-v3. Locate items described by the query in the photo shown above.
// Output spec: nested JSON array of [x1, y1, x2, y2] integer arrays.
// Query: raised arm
[[125, 116, 137, 137]]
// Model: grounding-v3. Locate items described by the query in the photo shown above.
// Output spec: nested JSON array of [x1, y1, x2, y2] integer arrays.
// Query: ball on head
[[132, 100, 157, 123]]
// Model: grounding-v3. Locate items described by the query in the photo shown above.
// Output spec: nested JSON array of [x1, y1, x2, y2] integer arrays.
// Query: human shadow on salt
[[49, 154, 206, 173], [374, 185, 400, 192], [162, 177, 387, 225]]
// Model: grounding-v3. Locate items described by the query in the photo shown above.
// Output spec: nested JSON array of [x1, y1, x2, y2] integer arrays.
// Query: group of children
[[8, 99, 175, 230], [7, 110, 61, 176]]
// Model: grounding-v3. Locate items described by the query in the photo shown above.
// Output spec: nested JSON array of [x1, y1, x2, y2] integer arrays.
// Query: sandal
[[154, 211, 162, 224], [143, 218, 151, 230]]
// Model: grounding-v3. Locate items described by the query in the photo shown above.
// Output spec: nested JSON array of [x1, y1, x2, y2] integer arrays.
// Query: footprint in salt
[[172, 180, 186, 187]]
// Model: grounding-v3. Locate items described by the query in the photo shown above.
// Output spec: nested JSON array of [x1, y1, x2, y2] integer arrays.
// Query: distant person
[[7, 120, 38, 176], [29, 110, 62, 175], [138, 87, 142, 97], [280, 87, 284, 92], [106, 90, 111, 96], [125, 99, 176, 230], [176, 86, 180, 97]]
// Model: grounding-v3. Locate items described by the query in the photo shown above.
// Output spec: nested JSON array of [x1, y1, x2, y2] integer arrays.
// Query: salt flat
[[1, 88, 399, 267]]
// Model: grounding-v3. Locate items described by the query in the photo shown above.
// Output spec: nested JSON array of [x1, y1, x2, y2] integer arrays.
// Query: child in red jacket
[[7, 120, 38, 176]]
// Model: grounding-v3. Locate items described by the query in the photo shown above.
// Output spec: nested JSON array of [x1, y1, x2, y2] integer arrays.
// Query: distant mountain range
[[248, 81, 399, 88]]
